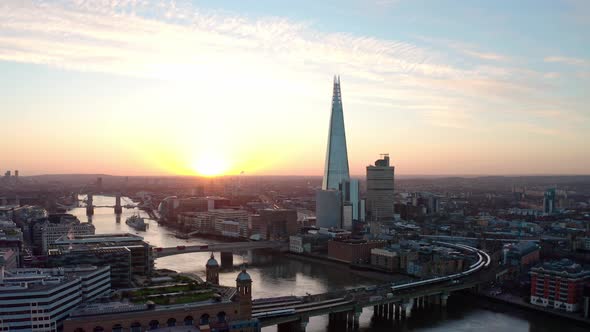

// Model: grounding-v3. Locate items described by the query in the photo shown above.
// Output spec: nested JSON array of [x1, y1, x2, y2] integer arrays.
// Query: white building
[[289, 235, 304, 253], [40, 221, 95, 253], [0, 265, 110, 331]]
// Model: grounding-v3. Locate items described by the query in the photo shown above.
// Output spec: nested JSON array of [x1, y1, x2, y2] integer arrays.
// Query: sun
[[192, 152, 229, 177]]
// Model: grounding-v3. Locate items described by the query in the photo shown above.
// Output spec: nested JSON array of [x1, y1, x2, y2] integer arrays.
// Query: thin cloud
[[544, 56, 590, 66], [0, 0, 586, 136], [463, 50, 510, 62]]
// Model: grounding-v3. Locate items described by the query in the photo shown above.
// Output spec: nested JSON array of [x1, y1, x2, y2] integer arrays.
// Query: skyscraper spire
[[322, 75, 350, 190]]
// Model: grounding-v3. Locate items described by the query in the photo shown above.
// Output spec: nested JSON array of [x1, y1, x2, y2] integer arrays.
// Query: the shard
[[322, 75, 350, 190]]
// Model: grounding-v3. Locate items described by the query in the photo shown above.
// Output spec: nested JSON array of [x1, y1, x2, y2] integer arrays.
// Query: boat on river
[[126, 214, 147, 231]]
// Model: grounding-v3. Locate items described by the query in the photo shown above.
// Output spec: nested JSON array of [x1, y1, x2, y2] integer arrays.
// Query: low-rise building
[[328, 239, 386, 264], [289, 233, 331, 254], [372, 241, 467, 277], [530, 259, 590, 312], [371, 248, 400, 272]]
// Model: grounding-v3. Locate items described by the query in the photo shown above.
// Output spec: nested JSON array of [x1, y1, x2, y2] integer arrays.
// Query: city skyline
[[2, 0, 590, 176]]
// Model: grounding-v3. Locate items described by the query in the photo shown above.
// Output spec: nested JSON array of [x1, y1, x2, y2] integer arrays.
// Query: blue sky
[[0, 0, 589, 176]]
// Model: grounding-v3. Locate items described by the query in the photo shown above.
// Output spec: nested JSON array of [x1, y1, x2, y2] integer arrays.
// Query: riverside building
[[530, 259, 590, 312]]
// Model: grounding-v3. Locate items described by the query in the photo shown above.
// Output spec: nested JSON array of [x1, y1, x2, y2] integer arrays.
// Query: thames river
[[70, 196, 586, 332]]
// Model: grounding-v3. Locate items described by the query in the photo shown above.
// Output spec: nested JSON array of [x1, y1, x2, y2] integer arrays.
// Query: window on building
[[167, 318, 176, 327], [130, 322, 141, 332], [148, 320, 159, 330], [217, 311, 227, 323]]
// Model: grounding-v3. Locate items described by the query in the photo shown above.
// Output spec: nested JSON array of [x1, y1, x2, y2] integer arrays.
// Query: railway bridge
[[251, 242, 492, 331]]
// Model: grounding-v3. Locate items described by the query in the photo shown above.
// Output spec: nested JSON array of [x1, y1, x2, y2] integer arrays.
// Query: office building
[[48, 246, 132, 288], [530, 259, 590, 312], [216, 220, 241, 238], [250, 209, 298, 240], [322, 75, 350, 191], [339, 179, 362, 229], [0, 266, 110, 331], [52, 233, 153, 277], [179, 209, 249, 237], [316, 76, 355, 230], [366, 154, 395, 221], [543, 188, 556, 214], [289, 234, 331, 254], [328, 238, 386, 264], [38, 218, 95, 253], [315, 190, 342, 229]]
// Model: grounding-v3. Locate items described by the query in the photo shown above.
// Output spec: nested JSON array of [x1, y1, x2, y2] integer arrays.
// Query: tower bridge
[[82, 193, 127, 215]]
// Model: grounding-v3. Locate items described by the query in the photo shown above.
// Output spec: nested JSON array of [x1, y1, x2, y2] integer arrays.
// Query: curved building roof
[[236, 269, 251, 282], [206, 254, 219, 267]]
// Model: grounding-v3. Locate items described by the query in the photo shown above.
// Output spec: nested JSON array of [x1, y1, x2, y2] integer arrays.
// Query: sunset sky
[[1, 0, 589, 177]]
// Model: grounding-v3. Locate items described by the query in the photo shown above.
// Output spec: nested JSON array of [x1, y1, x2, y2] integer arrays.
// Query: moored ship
[[126, 214, 147, 231]]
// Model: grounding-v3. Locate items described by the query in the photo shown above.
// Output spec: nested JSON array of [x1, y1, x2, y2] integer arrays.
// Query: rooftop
[[55, 233, 144, 244], [532, 259, 590, 277]]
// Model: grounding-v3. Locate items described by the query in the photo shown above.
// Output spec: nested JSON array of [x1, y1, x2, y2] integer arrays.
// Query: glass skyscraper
[[322, 76, 350, 191], [317, 76, 359, 230]]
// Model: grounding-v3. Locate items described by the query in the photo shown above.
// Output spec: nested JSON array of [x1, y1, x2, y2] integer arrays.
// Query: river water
[[70, 196, 587, 332]]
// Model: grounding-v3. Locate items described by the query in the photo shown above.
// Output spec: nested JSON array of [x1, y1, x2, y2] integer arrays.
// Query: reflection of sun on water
[[192, 152, 229, 177]]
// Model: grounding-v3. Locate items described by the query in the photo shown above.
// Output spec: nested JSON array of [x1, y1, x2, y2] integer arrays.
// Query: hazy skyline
[[1, 0, 589, 177]]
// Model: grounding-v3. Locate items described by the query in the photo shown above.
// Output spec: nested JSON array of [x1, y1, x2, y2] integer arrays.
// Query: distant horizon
[[19, 172, 590, 179]]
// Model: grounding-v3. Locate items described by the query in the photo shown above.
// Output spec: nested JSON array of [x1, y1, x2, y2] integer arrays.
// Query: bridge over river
[[153, 241, 287, 265], [250, 241, 492, 331]]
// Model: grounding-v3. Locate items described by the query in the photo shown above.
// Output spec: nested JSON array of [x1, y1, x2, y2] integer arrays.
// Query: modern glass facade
[[322, 76, 350, 191], [316, 190, 342, 229]]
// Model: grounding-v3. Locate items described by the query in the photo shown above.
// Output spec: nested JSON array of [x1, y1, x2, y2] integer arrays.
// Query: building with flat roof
[[32, 214, 95, 254], [530, 259, 590, 312], [48, 246, 132, 288], [63, 268, 257, 332], [0, 265, 110, 331], [366, 154, 395, 221], [52, 233, 153, 280], [179, 209, 249, 237], [328, 238, 386, 264], [250, 209, 298, 241], [502, 241, 540, 277]]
